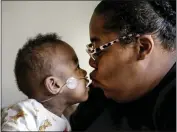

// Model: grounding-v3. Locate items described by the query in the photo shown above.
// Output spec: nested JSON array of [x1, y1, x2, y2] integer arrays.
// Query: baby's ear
[[44, 76, 61, 95]]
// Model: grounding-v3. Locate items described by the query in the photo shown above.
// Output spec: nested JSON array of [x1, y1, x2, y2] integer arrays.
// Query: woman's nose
[[89, 57, 97, 69]]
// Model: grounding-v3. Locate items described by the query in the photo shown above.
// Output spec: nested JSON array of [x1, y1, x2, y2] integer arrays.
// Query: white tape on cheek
[[66, 77, 78, 89]]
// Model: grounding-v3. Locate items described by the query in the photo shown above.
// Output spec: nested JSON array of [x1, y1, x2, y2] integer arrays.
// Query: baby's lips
[[85, 78, 91, 87]]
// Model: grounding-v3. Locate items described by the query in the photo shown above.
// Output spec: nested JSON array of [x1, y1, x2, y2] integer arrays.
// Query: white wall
[[2, 1, 100, 108], [0, 1, 2, 111]]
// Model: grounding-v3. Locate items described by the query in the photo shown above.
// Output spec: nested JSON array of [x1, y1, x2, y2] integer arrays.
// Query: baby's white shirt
[[1, 99, 71, 131]]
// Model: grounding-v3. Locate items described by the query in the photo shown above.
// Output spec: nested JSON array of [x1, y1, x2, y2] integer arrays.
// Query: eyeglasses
[[86, 38, 119, 60], [86, 34, 140, 60]]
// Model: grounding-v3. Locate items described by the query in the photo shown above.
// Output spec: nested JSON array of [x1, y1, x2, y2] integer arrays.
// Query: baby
[[1, 33, 89, 131]]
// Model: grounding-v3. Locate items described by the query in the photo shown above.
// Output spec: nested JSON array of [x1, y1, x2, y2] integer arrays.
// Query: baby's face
[[62, 58, 89, 104], [54, 44, 89, 104]]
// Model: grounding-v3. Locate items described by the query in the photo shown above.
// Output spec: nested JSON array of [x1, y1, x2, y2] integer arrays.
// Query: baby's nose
[[82, 69, 87, 77]]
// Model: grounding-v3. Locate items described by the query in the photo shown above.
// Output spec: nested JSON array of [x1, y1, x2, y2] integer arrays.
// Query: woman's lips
[[89, 70, 96, 80], [90, 73, 99, 87], [90, 79, 98, 87]]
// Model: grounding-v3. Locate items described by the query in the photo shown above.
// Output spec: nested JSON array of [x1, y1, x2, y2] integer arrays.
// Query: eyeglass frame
[[86, 33, 140, 60]]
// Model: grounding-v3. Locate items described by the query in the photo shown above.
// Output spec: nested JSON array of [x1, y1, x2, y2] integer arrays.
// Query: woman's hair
[[94, 0, 176, 50]]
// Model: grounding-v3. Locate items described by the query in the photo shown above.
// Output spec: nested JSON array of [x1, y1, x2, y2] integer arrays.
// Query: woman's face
[[88, 14, 143, 102]]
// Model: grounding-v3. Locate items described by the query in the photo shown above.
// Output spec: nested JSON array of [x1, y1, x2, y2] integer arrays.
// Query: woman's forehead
[[90, 14, 105, 36], [90, 14, 116, 44]]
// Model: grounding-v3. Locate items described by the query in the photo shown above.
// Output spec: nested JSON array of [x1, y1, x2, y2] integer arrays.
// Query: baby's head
[[14, 33, 89, 105]]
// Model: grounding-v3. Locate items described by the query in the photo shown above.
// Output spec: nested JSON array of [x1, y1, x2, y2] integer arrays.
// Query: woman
[[70, 0, 176, 131]]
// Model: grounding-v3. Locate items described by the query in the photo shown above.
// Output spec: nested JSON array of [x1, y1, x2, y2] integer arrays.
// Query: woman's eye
[[96, 51, 103, 56]]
